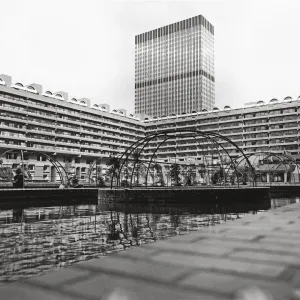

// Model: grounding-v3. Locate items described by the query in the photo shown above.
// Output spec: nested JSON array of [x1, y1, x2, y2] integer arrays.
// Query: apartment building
[[0, 73, 299, 183], [0, 75, 144, 182], [144, 98, 300, 163]]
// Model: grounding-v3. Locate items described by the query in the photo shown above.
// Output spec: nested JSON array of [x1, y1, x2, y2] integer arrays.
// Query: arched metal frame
[[110, 134, 158, 188], [233, 151, 300, 184], [88, 157, 102, 186], [110, 129, 256, 188], [143, 133, 241, 187], [0, 149, 68, 185]]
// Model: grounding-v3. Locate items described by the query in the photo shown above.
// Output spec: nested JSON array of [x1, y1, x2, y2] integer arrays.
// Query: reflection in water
[[0, 198, 296, 283], [271, 197, 299, 208]]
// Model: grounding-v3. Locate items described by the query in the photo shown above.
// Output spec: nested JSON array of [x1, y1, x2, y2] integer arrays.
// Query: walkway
[[1, 203, 300, 299]]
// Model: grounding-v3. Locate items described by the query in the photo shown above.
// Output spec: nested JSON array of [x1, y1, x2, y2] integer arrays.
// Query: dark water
[[0, 197, 298, 283]]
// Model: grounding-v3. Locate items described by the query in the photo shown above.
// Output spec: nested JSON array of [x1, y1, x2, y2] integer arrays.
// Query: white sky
[[1, 0, 300, 113]]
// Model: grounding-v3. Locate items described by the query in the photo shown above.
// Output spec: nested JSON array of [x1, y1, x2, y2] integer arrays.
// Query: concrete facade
[[144, 98, 300, 163], [0, 74, 144, 182], [0, 74, 300, 184]]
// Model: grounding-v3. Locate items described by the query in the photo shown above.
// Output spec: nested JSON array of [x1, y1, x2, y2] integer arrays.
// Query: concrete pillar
[[16, 153, 22, 167], [50, 166, 57, 182], [195, 167, 200, 184], [161, 165, 168, 186], [206, 170, 210, 185], [76, 167, 81, 178], [293, 170, 299, 183], [284, 172, 288, 183]]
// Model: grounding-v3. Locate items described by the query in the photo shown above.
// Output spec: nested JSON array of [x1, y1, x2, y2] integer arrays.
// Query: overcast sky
[[1, 0, 300, 113]]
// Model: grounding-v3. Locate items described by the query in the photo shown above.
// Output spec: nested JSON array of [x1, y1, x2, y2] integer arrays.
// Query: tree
[[197, 164, 207, 185], [184, 166, 196, 186], [67, 175, 79, 187], [97, 175, 106, 187], [121, 179, 130, 187], [148, 163, 166, 187], [23, 164, 32, 180], [169, 163, 181, 186], [122, 161, 130, 182], [132, 150, 146, 186], [107, 156, 120, 174], [211, 167, 225, 185], [95, 165, 105, 187], [198, 164, 206, 178], [106, 156, 120, 185], [150, 162, 164, 186], [153, 163, 166, 186], [157, 176, 166, 187], [0, 167, 13, 181], [86, 162, 94, 183], [64, 162, 74, 176], [153, 162, 161, 173], [64, 162, 75, 185]]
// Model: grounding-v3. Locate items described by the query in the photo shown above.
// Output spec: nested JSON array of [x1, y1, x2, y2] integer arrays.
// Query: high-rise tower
[[135, 15, 215, 117]]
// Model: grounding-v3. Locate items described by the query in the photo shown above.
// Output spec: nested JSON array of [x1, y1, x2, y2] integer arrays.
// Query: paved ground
[[2, 203, 300, 300]]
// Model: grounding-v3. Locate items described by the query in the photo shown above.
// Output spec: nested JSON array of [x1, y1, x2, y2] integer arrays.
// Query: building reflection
[[0, 198, 296, 282]]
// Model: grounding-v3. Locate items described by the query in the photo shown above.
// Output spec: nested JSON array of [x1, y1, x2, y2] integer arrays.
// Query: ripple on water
[[0, 198, 295, 282]]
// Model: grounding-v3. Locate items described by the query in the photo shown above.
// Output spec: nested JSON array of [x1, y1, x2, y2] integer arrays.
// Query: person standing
[[13, 168, 24, 188]]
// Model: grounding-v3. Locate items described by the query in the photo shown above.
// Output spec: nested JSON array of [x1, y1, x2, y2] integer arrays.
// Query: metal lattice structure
[[87, 157, 106, 186], [0, 149, 68, 185], [233, 152, 300, 184], [109, 129, 256, 188]]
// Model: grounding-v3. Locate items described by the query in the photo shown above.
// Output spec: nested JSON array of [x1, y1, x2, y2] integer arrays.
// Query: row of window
[[0, 93, 143, 130]]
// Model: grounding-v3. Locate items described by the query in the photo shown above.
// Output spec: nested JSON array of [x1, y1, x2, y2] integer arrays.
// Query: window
[[37, 155, 47, 162], [6, 153, 17, 159]]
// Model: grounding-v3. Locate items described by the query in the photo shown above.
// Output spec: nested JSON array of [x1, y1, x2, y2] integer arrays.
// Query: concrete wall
[[98, 187, 271, 206]]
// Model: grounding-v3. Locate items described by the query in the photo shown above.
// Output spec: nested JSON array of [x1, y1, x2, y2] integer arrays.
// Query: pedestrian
[[13, 168, 24, 188]]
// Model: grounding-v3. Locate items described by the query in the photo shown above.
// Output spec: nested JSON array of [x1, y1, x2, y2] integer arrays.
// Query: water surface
[[0, 197, 297, 282]]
